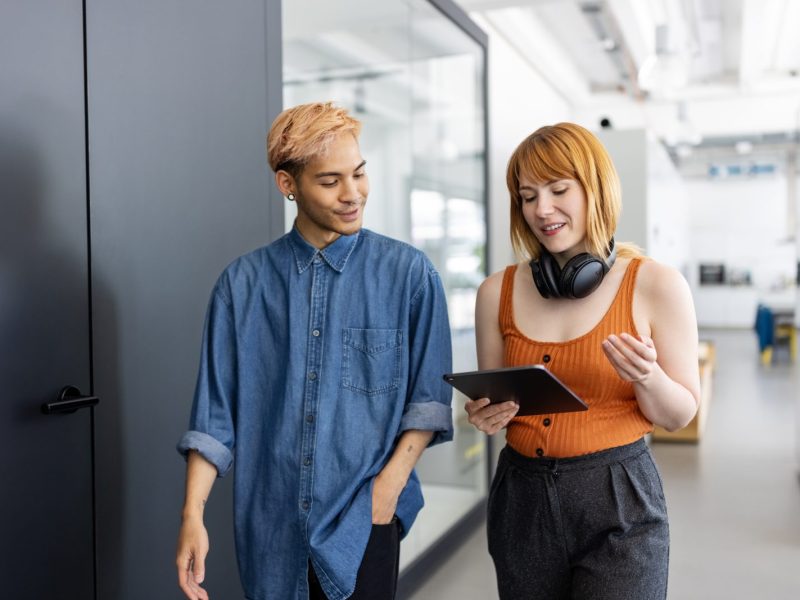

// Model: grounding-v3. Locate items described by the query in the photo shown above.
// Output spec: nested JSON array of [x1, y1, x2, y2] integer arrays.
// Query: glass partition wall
[[282, 0, 488, 571]]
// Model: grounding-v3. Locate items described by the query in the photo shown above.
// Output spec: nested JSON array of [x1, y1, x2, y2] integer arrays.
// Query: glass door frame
[[397, 0, 491, 595]]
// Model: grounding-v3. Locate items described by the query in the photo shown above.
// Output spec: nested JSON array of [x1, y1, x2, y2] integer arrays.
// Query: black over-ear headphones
[[529, 238, 616, 299]]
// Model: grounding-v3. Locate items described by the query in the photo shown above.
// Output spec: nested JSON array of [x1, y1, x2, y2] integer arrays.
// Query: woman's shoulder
[[635, 258, 692, 302], [480, 263, 525, 292], [477, 268, 504, 302], [478, 263, 524, 303]]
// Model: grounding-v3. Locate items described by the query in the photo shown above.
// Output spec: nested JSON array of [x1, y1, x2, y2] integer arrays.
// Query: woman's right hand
[[464, 398, 519, 435]]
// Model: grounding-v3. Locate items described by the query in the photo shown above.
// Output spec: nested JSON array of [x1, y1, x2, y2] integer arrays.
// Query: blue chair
[[754, 304, 774, 364]]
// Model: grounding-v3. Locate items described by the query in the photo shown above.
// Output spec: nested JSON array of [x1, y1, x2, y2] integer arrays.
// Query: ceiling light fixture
[[637, 24, 689, 97]]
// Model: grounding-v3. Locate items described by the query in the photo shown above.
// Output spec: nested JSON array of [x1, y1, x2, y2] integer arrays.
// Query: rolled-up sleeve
[[400, 264, 454, 446], [176, 282, 237, 477]]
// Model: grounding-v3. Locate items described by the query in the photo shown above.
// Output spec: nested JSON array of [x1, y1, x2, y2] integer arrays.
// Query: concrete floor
[[407, 329, 800, 599]]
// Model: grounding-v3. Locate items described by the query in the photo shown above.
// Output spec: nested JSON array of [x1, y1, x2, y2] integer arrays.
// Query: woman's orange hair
[[506, 122, 640, 261]]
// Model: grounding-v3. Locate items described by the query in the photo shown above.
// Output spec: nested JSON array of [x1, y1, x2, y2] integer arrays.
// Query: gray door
[[0, 2, 95, 599], [87, 1, 283, 598]]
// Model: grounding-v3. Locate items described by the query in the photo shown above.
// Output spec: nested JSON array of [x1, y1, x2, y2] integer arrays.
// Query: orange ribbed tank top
[[501, 258, 653, 458]]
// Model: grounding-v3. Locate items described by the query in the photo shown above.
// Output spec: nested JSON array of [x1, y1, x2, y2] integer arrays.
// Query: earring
[[287, 193, 295, 201]]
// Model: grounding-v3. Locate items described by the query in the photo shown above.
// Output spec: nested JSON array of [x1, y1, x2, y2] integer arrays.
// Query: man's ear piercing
[[287, 193, 295, 201]]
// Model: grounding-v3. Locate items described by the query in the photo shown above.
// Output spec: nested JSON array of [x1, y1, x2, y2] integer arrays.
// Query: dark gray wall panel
[[0, 2, 94, 598], [87, 1, 283, 597]]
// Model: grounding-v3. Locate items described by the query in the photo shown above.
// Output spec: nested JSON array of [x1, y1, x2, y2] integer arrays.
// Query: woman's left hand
[[602, 332, 658, 384]]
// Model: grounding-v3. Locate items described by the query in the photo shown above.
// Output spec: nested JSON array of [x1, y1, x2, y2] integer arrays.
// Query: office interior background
[[1, 0, 798, 598]]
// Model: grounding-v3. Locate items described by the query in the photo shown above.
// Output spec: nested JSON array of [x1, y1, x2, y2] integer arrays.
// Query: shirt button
[[301, 500, 309, 510], [306, 414, 314, 423], [303, 456, 311, 466], [536, 448, 544, 457], [312, 329, 320, 337], [543, 354, 551, 363], [543, 418, 551, 427], [308, 371, 317, 381]]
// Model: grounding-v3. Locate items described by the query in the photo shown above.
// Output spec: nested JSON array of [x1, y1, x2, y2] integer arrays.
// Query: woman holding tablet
[[465, 123, 700, 600]]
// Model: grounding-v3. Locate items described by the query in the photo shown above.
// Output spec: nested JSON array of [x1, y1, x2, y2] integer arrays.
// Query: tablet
[[443, 364, 588, 416]]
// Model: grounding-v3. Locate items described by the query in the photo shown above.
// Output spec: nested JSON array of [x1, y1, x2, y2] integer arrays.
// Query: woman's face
[[518, 174, 589, 265]]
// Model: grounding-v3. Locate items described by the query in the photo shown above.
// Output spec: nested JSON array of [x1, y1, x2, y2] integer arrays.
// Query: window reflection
[[283, 0, 487, 570]]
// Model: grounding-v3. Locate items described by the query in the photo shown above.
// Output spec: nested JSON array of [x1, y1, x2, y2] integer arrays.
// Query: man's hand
[[371, 430, 434, 524], [177, 452, 217, 600], [176, 516, 210, 600], [372, 469, 404, 524]]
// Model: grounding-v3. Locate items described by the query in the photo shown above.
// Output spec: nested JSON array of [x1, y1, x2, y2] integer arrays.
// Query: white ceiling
[[282, 0, 483, 125], [455, 0, 800, 154]]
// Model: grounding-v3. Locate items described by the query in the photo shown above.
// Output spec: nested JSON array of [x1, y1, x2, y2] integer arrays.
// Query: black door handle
[[41, 386, 100, 415]]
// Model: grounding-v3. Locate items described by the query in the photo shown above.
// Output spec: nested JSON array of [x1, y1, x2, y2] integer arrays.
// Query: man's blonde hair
[[267, 102, 362, 175], [506, 122, 640, 261]]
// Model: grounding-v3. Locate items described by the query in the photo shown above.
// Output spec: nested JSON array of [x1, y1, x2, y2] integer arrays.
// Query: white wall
[[597, 130, 649, 250], [645, 136, 691, 272], [687, 175, 797, 326], [592, 125, 797, 328], [471, 14, 571, 274], [598, 129, 690, 272]]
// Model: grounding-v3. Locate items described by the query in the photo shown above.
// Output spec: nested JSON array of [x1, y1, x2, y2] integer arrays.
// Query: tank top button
[[536, 448, 544, 457], [543, 418, 551, 427], [543, 354, 551, 363]]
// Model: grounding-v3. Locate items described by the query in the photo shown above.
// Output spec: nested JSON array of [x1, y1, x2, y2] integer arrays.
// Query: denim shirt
[[177, 227, 453, 600]]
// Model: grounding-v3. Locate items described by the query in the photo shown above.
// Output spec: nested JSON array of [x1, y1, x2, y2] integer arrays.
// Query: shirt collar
[[288, 225, 361, 274]]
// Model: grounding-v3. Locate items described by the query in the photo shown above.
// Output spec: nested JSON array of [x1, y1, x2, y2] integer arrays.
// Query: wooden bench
[[651, 340, 714, 443]]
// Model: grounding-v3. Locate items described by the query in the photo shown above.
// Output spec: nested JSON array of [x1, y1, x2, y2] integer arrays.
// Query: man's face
[[293, 132, 369, 249]]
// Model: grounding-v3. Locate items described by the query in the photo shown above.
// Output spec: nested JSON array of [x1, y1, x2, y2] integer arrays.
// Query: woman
[[466, 123, 700, 600]]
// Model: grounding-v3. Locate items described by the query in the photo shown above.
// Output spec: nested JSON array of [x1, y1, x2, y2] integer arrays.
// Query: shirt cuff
[[176, 430, 234, 477], [395, 475, 423, 540], [399, 401, 453, 446]]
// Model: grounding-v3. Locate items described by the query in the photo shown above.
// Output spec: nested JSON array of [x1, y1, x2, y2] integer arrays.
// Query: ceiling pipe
[[586, 1, 647, 101]]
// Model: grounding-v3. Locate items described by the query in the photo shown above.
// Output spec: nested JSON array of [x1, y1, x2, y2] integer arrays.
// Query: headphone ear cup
[[560, 253, 605, 299], [529, 259, 551, 299], [532, 252, 562, 299]]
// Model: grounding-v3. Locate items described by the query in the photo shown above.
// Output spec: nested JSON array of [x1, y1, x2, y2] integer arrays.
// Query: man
[[175, 101, 453, 600]]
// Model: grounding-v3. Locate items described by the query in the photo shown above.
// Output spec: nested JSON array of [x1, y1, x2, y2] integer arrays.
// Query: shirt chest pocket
[[342, 328, 403, 395]]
